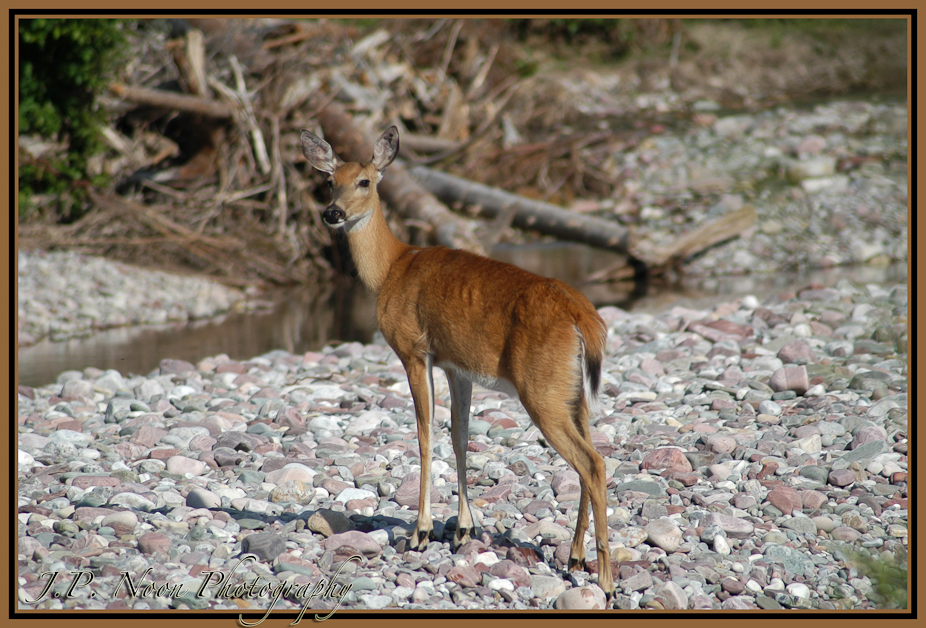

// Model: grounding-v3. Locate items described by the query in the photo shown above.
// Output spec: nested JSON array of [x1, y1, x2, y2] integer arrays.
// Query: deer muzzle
[[322, 206, 346, 226]]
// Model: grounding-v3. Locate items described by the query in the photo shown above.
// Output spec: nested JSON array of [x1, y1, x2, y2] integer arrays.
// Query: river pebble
[[17, 278, 907, 611]]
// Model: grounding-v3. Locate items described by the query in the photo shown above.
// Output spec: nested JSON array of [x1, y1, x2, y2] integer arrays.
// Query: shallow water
[[16, 240, 907, 388]]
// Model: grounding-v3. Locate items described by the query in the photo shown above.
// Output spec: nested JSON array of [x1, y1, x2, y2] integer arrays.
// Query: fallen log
[[407, 164, 630, 252], [631, 205, 757, 269], [109, 83, 233, 119], [588, 205, 758, 283], [314, 103, 485, 255]]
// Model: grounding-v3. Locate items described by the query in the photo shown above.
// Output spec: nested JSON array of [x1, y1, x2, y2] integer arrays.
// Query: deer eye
[[358, 180, 370, 188], [325, 179, 333, 189]]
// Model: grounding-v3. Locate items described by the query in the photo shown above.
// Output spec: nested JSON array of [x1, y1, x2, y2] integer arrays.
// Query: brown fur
[[300, 126, 614, 601]]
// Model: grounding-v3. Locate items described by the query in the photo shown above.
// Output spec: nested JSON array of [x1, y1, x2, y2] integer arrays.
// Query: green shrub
[[848, 545, 908, 609], [18, 18, 131, 220]]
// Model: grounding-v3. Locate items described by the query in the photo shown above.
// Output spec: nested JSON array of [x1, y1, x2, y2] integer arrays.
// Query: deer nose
[[322, 206, 346, 225]]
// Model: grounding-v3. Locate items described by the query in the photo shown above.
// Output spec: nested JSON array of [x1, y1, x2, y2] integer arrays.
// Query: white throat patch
[[342, 211, 373, 233]]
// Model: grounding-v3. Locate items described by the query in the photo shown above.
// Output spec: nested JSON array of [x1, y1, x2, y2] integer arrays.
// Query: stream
[[16, 241, 906, 388]]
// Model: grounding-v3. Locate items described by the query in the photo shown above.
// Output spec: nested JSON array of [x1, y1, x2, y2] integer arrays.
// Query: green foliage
[[845, 544, 908, 609], [18, 19, 131, 219], [513, 19, 675, 59]]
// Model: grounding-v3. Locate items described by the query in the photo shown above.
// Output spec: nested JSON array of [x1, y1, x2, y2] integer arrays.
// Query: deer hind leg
[[405, 356, 435, 550], [525, 397, 614, 600], [446, 369, 476, 549], [568, 403, 599, 573]]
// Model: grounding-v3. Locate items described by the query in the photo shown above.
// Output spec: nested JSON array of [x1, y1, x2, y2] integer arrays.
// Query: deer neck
[[344, 202, 410, 294]]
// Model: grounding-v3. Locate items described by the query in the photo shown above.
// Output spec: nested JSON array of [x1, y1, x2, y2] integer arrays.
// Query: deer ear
[[300, 129, 342, 174], [372, 126, 399, 172]]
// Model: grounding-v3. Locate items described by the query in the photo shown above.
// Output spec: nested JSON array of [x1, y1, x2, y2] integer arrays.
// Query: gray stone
[[241, 532, 286, 562], [831, 440, 887, 470], [762, 544, 815, 577]]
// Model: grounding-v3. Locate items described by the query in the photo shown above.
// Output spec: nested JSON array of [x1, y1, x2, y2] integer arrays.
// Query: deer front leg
[[446, 370, 476, 549], [406, 357, 434, 550]]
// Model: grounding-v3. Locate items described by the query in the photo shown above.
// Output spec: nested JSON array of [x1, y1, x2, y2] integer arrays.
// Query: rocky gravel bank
[[17, 278, 908, 612], [578, 98, 908, 277], [17, 250, 247, 347]]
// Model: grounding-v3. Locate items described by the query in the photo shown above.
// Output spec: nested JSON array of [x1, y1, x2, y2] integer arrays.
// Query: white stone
[[714, 535, 731, 555], [335, 488, 377, 503], [787, 582, 811, 599], [475, 551, 501, 567], [804, 384, 826, 397], [488, 578, 514, 591]]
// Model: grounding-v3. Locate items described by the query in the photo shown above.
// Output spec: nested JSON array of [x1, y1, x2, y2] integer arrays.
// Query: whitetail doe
[[301, 126, 614, 600]]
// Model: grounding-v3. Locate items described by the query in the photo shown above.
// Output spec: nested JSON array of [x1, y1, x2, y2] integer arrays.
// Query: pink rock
[[700, 513, 754, 539], [640, 358, 666, 376], [394, 472, 440, 508], [701, 319, 753, 338], [722, 596, 758, 610], [324, 530, 382, 558], [851, 425, 888, 449], [137, 532, 171, 556], [344, 498, 378, 511], [131, 425, 168, 448], [265, 465, 316, 484], [113, 442, 150, 460], [446, 565, 481, 588], [159, 358, 196, 375], [71, 534, 108, 553], [489, 560, 531, 588], [767, 486, 803, 514], [61, 379, 94, 400], [149, 448, 180, 460], [320, 478, 352, 494], [480, 484, 512, 504], [656, 580, 688, 610], [801, 490, 828, 509], [831, 526, 862, 542], [73, 507, 117, 522], [828, 469, 857, 487], [797, 135, 827, 155], [277, 408, 306, 428], [769, 365, 809, 394], [166, 455, 207, 476], [216, 362, 247, 374], [777, 340, 816, 364], [706, 434, 737, 454], [554, 585, 608, 610], [251, 387, 282, 400], [277, 552, 318, 576], [793, 425, 822, 438], [551, 469, 581, 496], [189, 434, 217, 451], [71, 475, 121, 489], [641, 448, 692, 472], [655, 349, 685, 362]]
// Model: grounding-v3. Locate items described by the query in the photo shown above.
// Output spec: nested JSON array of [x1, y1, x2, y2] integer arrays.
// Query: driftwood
[[85, 190, 297, 285], [588, 205, 758, 282], [401, 133, 462, 154], [631, 205, 757, 269], [407, 164, 630, 252], [109, 83, 233, 119], [314, 103, 485, 255]]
